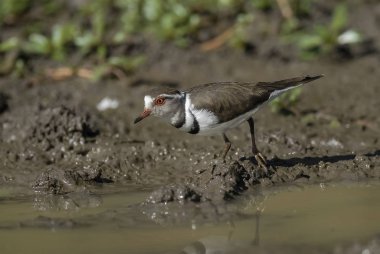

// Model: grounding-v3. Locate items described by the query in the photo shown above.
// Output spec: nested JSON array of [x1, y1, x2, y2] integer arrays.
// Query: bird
[[134, 74, 323, 172]]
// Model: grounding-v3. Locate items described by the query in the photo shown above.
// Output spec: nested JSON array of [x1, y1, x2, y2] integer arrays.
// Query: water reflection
[[0, 182, 379, 254], [33, 191, 102, 211], [141, 185, 267, 227], [177, 210, 262, 254]]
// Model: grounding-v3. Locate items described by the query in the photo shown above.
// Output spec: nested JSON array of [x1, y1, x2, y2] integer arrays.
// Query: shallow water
[[0, 182, 379, 254]]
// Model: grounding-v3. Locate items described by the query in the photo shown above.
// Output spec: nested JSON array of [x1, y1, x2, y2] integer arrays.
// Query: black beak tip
[[134, 109, 151, 124], [134, 117, 142, 124]]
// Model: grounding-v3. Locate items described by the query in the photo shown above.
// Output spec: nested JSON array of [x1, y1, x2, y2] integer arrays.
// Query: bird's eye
[[155, 98, 165, 106]]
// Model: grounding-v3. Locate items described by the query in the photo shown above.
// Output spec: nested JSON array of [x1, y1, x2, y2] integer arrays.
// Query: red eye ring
[[155, 98, 165, 105]]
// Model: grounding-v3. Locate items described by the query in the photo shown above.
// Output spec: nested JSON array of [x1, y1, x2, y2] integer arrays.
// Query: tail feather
[[255, 74, 324, 100], [256, 74, 324, 91]]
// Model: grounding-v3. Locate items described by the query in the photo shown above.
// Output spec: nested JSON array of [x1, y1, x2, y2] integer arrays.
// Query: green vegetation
[[0, 0, 359, 82], [0, 0, 245, 78], [269, 87, 302, 114], [283, 3, 356, 59], [0, 0, 31, 23]]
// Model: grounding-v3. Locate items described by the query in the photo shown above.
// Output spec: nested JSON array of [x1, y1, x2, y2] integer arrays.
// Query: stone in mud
[[33, 164, 108, 194]]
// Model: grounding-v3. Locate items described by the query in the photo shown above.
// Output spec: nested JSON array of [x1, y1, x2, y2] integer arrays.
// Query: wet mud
[[1, 48, 379, 204], [0, 2, 379, 207]]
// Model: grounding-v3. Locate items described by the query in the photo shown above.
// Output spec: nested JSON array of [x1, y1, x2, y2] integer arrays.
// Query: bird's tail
[[255, 74, 324, 101]]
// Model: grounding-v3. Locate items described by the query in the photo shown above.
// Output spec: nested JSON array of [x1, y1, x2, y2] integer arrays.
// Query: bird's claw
[[254, 153, 268, 174]]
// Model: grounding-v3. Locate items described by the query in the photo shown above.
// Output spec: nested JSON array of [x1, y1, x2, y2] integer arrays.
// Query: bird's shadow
[[240, 150, 380, 168]]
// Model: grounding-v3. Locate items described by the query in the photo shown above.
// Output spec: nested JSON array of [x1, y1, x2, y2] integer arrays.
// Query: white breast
[[191, 108, 219, 130], [180, 95, 219, 133]]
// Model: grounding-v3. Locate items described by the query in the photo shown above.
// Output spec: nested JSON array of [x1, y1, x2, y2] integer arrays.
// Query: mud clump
[[2, 105, 99, 163], [190, 161, 251, 201], [146, 161, 252, 204], [146, 148, 380, 204], [33, 164, 110, 194], [0, 101, 111, 191], [27, 105, 99, 154]]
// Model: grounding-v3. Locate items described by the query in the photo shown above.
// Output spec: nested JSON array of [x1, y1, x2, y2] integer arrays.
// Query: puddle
[[0, 182, 379, 254]]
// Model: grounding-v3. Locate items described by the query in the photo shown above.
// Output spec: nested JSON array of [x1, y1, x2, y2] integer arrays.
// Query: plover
[[134, 75, 323, 171]]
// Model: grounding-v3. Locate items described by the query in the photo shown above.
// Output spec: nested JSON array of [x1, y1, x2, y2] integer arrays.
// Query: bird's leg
[[247, 117, 268, 172], [221, 133, 231, 163], [252, 209, 261, 246]]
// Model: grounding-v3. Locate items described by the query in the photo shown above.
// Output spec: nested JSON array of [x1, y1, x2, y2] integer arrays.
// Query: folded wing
[[187, 75, 323, 123]]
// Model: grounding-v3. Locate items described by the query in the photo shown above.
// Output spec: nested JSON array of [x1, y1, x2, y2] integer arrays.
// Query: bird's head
[[134, 89, 184, 124]]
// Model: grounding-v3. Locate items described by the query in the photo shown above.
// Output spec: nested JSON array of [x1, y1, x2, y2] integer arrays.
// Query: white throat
[[181, 93, 196, 132]]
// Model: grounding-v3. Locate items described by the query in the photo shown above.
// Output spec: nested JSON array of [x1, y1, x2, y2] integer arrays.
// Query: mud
[[1, 52, 379, 204], [0, 2, 379, 206], [1, 53, 380, 203]]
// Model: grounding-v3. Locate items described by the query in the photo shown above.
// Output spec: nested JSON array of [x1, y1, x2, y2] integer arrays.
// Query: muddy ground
[[0, 3, 380, 206]]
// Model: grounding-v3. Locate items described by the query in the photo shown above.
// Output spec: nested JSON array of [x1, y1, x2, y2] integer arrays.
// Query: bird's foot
[[221, 154, 228, 164], [254, 152, 269, 174]]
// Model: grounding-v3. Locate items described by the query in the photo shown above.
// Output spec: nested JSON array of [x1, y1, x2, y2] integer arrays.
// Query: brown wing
[[186, 75, 323, 123], [254, 74, 323, 94]]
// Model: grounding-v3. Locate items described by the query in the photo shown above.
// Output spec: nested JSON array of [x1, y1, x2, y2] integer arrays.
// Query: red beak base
[[134, 109, 151, 124]]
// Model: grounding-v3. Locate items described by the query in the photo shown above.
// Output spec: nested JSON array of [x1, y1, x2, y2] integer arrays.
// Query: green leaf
[[23, 34, 51, 55], [14, 59, 25, 77], [143, 1, 163, 21], [281, 18, 299, 35], [92, 9, 106, 42], [108, 55, 145, 72], [252, 0, 274, 11], [301, 113, 316, 125], [0, 37, 20, 52], [0, 0, 30, 24], [329, 118, 342, 129], [75, 32, 97, 54], [269, 88, 303, 114], [92, 64, 110, 81], [330, 4, 348, 33], [297, 34, 322, 50], [51, 24, 77, 60]]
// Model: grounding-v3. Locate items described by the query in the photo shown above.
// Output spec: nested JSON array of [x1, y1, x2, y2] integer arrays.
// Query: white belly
[[194, 107, 260, 135]]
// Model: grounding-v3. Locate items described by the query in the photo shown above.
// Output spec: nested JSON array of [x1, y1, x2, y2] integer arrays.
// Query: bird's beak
[[134, 108, 152, 124]]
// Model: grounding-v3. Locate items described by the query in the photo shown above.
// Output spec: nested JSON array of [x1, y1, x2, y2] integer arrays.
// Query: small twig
[[200, 27, 235, 51], [77, 68, 93, 79], [276, 0, 293, 20], [44, 67, 73, 80], [110, 67, 127, 80], [44, 67, 93, 80]]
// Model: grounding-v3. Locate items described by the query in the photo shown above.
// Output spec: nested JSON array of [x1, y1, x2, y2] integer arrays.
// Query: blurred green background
[[0, 0, 364, 79]]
